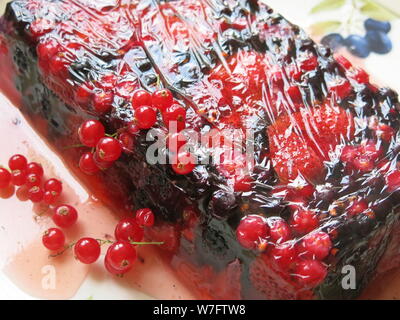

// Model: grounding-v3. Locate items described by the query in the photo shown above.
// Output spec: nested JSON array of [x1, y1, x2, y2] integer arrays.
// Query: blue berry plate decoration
[[312, 0, 398, 58]]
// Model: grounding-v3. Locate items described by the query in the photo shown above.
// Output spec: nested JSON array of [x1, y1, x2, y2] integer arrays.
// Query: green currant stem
[[49, 238, 164, 259], [49, 241, 77, 258]]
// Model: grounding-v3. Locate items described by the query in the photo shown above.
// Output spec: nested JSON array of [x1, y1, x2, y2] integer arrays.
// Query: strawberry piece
[[268, 124, 325, 183], [294, 103, 355, 158], [268, 103, 354, 182]]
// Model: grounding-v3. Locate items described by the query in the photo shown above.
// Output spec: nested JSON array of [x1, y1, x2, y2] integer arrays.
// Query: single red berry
[[79, 152, 100, 175], [294, 260, 327, 287], [11, 169, 27, 186], [93, 90, 114, 113], [152, 89, 174, 111], [135, 208, 155, 227], [104, 256, 124, 275], [42, 228, 65, 251], [387, 170, 400, 193], [119, 132, 135, 152], [132, 90, 152, 109], [135, 106, 157, 130], [299, 231, 332, 260], [171, 152, 196, 175], [37, 38, 60, 61], [115, 217, 144, 242], [270, 241, 297, 270], [93, 151, 114, 170], [28, 186, 44, 203], [162, 104, 186, 132], [268, 217, 291, 243], [44, 178, 63, 195], [236, 215, 269, 250], [74, 238, 101, 264], [290, 209, 319, 235], [0, 168, 11, 189], [96, 137, 122, 162], [347, 199, 368, 217], [43, 191, 58, 205], [9, 154, 28, 171], [53, 204, 78, 228], [78, 120, 105, 148], [105, 241, 137, 273], [26, 173, 41, 188], [26, 162, 44, 177]]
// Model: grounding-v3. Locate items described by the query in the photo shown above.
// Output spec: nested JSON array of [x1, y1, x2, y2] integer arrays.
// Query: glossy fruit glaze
[[1, 0, 400, 299]]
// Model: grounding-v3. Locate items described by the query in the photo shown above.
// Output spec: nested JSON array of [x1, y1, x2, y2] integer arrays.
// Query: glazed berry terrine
[[1, 0, 400, 299]]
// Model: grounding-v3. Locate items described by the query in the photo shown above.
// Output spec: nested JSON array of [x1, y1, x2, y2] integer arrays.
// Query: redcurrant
[[115, 217, 144, 242], [78, 120, 105, 148], [79, 152, 100, 175], [135, 106, 157, 130], [52, 204, 78, 228], [135, 208, 155, 227], [9, 154, 28, 171], [74, 238, 101, 264], [42, 228, 65, 251]]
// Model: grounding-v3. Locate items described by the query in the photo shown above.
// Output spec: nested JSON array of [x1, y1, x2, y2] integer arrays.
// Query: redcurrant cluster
[[76, 87, 196, 176], [236, 212, 331, 288], [43, 207, 159, 276], [0, 154, 63, 205], [78, 120, 122, 174]]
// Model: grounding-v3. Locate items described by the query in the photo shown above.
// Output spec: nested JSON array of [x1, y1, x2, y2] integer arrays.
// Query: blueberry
[[344, 35, 370, 58], [366, 30, 393, 54], [364, 18, 391, 34], [321, 33, 344, 51]]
